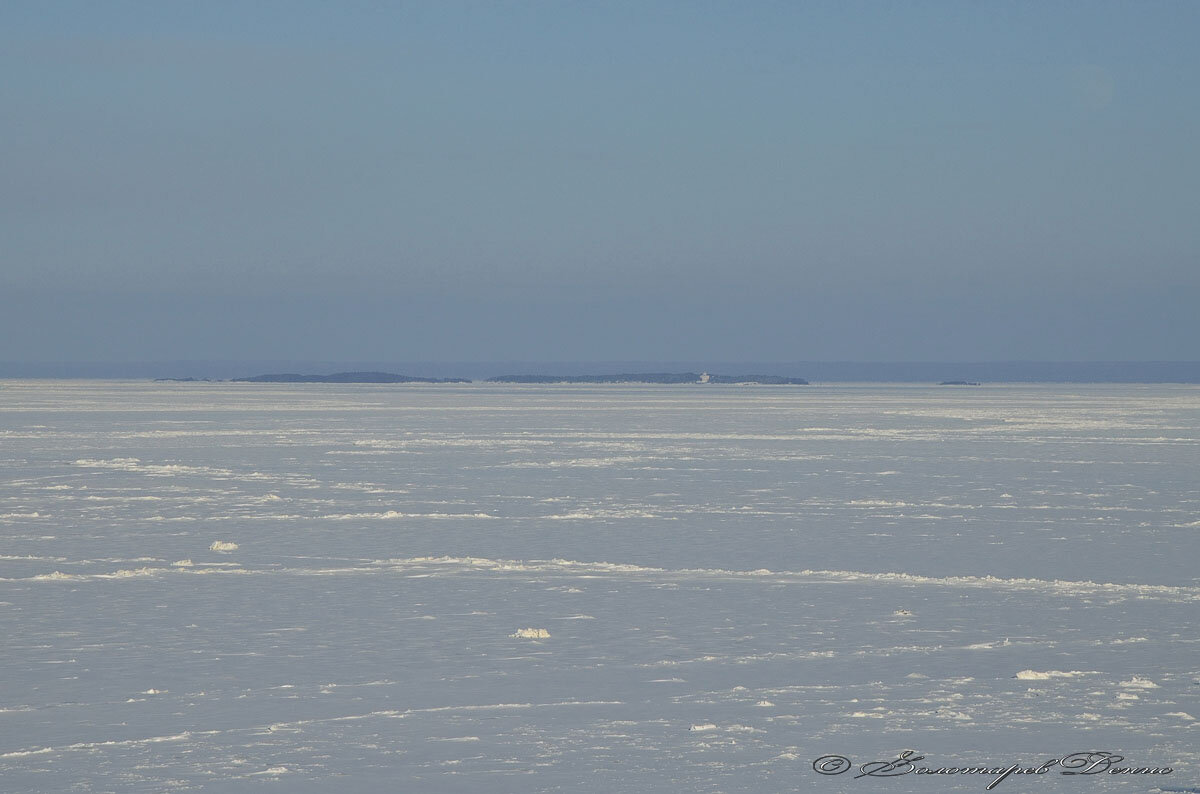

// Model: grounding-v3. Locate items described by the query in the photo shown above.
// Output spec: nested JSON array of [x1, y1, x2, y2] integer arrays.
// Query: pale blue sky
[[2, 1, 1197, 362]]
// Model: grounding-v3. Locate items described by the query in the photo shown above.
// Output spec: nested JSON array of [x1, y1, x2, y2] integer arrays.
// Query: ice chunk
[[509, 628, 550, 639]]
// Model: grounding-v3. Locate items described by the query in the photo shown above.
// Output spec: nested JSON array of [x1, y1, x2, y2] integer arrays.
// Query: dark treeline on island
[[487, 373, 809, 385], [232, 372, 809, 385], [231, 371, 470, 384]]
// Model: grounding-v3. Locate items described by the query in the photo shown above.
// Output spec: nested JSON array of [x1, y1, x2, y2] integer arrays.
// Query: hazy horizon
[[4, 359, 1200, 383]]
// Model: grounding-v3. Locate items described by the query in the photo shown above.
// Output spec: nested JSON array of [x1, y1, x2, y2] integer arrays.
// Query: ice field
[[1, 381, 1198, 792]]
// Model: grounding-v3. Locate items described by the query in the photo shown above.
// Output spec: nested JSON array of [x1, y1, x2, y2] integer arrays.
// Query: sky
[[2, 1, 1198, 364]]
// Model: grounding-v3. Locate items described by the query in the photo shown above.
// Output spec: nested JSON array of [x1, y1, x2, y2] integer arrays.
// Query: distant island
[[232, 371, 470, 383], [180, 371, 810, 385], [487, 372, 808, 385], [939, 380, 982, 386]]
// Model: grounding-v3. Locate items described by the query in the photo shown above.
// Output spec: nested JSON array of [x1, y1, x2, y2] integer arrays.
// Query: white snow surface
[[1, 381, 1198, 792]]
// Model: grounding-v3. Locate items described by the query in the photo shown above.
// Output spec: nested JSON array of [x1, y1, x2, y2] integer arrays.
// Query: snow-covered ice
[[1, 381, 1197, 791]]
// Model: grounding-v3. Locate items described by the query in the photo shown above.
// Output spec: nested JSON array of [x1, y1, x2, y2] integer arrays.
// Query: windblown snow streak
[[1, 381, 1197, 792]]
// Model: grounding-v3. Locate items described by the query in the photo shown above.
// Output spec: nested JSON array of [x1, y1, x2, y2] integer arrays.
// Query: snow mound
[[1119, 676, 1159, 688], [31, 571, 77, 581], [1015, 670, 1087, 680], [509, 628, 550, 639], [106, 568, 157, 578]]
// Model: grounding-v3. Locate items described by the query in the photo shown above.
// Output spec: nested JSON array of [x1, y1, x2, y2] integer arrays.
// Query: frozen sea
[[1, 381, 1197, 793]]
